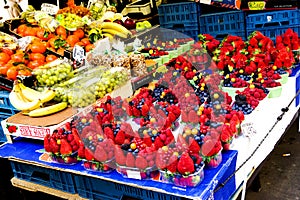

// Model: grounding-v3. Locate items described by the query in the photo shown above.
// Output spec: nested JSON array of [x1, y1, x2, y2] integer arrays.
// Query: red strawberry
[[94, 145, 108, 162], [44, 135, 51, 152], [168, 112, 177, 123], [177, 152, 195, 175], [78, 144, 85, 158], [50, 138, 59, 153], [135, 156, 148, 169], [115, 130, 125, 145], [104, 127, 114, 141], [154, 137, 164, 149], [132, 107, 141, 116], [201, 139, 216, 157], [143, 134, 153, 147], [188, 137, 201, 154], [85, 148, 94, 161], [115, 146, 126, 165], [141, 104, 149, 116], [181, 111, 188, 122], [167, 154, 178, 173], [126, 152, 135, 167]]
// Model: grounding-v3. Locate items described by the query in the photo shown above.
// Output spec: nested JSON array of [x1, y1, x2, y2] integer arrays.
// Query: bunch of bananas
[[101, 22, 132, 40], [9, 82, 67, 117]]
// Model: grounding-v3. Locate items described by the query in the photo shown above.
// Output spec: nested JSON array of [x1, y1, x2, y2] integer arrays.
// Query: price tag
[[41, 3, 59, 15], [248, 1, 266, 10], [73, 45, 86, 68], [200, 0, 212, 5], [241, 122, 257, 138], [126, 170, 141, 180]]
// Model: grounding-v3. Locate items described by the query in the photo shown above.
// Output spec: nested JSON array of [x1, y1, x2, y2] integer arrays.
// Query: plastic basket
[[0, 90, 18, 115], [199, 11, 246, 40], [10, 161, 76, 194], [74, 174, 182, 200], [158, 2, 201, 28], [246, 25, 300, 42], [0, 114, 11, 143], [246, 9, 300, 30]]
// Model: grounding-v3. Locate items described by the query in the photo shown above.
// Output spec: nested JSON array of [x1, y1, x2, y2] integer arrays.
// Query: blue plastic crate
[[74, 174, 182, 200], [0, 90, 18, 115], [246, 9, 300, 30], [0, 114, 11, 143], [246, 25, 300, 42], [158, 2, 201, 28], [199, 11, 246, 40], [10, 161, 76, 194]]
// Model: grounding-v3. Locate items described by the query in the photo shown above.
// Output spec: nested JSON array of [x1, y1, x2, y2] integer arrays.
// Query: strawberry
[[115, 130, 125, 145], [154, 137, 164, 149], [44, 135, 51, 152], [168, 112, 177, 123], [50, 138, 59, 153], [155, 148, 167, 169], [143, 134, 153, 147], [78, 144, 85, 158], [141, 104, 149, 116], [115, 146, 126, 165], [132, 107, 141, 116], [181, 111, 188, 122], [201, 139, 216, 157], [135, 156, 148, 169], [188, 137, 201, 154], [104, 127, 114, 141], [167, 154, 178, 173], [177, 152, 195, 175], [126, 152, 135, 167], [85, 148, 94, 161], [94, 145, 108, 162]]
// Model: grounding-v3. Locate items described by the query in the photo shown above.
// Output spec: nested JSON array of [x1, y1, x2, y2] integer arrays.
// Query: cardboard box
[[241, 0, 298, 10], [1, 107, 76, 143]]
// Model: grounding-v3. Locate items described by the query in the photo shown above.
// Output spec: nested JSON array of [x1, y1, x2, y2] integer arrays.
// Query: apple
[[136, 22, 145, 32], [123, 18, 136, 30], [114, 19, 123, 26]]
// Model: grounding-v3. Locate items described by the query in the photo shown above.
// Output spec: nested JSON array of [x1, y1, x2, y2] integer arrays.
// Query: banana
[[28, 102, 68, 117], [101, 28, 128, 39], [101, 22, 132, 37], [9, 90, 41, 111], [102, 33, 114, 40], [19, 83, 56, 103]]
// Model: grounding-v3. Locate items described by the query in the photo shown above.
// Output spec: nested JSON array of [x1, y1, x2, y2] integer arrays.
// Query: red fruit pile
[[44, 122, 81, 164]]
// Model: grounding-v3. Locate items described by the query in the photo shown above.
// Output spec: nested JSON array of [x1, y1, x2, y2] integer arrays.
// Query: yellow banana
[[102, 33, 114, 40], [9, 90, 41, 111], [28, 102, 68, 117], [101, 22, 132, 36], [101, 28, 128, 39], [19, 83, 56, 103]]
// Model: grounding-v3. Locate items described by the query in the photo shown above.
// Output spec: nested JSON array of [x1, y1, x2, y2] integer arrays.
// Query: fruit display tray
[[1, 107, 76, 143]]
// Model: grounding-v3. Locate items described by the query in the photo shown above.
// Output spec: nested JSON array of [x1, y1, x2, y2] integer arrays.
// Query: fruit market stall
[[0, 1, 299, 199]]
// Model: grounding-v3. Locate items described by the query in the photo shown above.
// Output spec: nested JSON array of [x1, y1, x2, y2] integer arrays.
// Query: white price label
[[126, 170, 141, 180], [41, 3, 59, 15], [241, 122, 257, 137], [73, 45, 86, 63]]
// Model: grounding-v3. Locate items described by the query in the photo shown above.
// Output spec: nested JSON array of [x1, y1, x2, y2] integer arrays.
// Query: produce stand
[[0, 1, 299, 200]]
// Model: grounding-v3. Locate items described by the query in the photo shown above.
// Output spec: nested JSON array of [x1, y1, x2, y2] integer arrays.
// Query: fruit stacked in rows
[[140, 47, 169, 59], [166, 56, 196, 80], [198, 33, 220, 55], [44, 122, 80, 164], [182, 42, 210, 69]]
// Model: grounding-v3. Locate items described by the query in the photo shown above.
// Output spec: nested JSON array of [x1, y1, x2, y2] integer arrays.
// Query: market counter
[[0, 138, 238, 200]]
